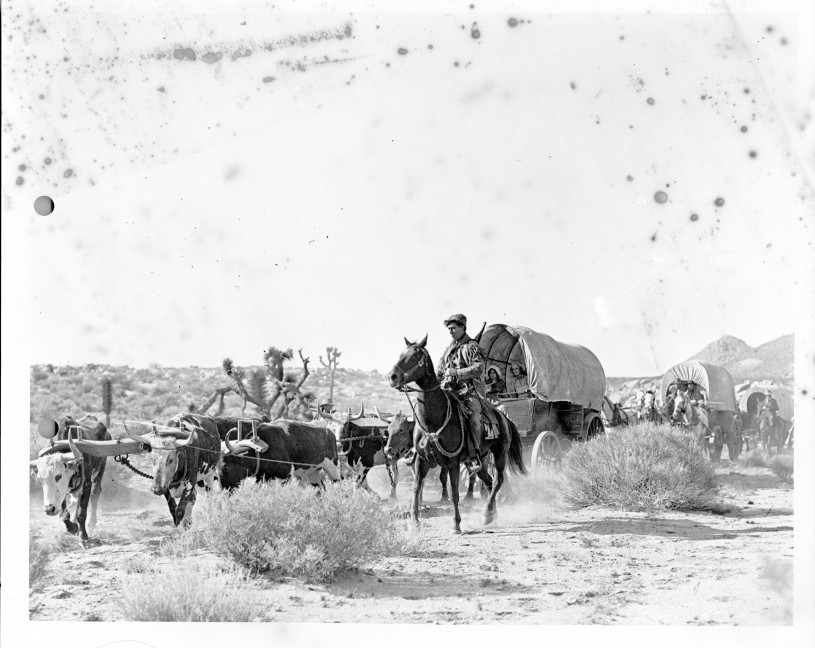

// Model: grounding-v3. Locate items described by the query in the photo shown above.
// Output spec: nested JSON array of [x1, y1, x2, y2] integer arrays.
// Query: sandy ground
[[29, 458, 793, 625]]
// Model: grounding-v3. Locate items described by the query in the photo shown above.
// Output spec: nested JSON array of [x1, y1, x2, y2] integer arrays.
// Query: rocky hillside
[[685, 334, 793, 382]]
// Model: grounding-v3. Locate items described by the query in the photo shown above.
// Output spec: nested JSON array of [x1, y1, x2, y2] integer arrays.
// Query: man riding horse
[[437, 313, 486, 475]]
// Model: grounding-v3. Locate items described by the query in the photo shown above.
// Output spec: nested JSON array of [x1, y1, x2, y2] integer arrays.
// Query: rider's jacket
[[437, 334, 486, 398]]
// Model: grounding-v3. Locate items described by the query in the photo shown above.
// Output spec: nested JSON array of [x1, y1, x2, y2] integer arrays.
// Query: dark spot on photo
[[471, 25, 480, 39], [650, 232, 657, 242], [19, 164, 26, 171], [263, 76, 275, 83], [744, 88, 750, 94], [34, 195, 54, 216], [570, 81, 576, 90], [714, 197, 725, 207], [45, 157, 52, 165], [647, 97, 655, 105], [428, 44, 434, 49], [780, 37, 788, 46], [626, 175, 633, 181], [16, 176, 24, 185], [740, 125, 748, 133], [64, 169, 74, 178], [158, 86, 165, 92], [766, 25, 774, 33], [508, 18, 518, 28], [749, 150, 757, 158], [690, 213, 699, 222], [654, 191, 668, 204], [397, 48, 408, 55]]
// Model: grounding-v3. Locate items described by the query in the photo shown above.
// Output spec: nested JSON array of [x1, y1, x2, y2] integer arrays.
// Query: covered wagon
[[660, 361, 740, 461], [478, 324, 606, 471], [738, 384, 794, 449]]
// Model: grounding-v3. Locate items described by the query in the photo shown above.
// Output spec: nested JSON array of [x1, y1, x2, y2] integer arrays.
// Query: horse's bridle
[[393, 345, 462, 458]]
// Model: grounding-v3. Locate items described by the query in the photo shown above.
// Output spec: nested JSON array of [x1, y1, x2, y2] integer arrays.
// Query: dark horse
[[387, 336, 527, 533]]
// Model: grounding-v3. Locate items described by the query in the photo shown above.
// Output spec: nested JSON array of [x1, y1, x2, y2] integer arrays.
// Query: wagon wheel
[[710, 425, 723, 462], [531, 430, 562, 475]]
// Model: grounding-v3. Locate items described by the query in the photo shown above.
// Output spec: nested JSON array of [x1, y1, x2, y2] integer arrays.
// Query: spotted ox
[[30, 416, 111, 542], [318, 403, 395, 495], [220, 419, 340, 490], [123, 413, 221, 526]]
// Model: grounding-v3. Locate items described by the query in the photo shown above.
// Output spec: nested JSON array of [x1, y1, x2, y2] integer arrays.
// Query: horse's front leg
[[411, 460, 430, 525], [448, 461, 462, 534]]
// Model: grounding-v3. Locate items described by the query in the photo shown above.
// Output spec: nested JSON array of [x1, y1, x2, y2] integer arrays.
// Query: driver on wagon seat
[[437, 313, 486, 475]]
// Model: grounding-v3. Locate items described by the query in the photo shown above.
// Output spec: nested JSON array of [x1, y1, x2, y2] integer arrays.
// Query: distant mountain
[[684, 334, 793, 381]]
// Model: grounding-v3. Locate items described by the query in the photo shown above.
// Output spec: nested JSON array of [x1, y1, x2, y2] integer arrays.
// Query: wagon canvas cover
[[738, 385, 794, 420], [660, 361, 737, 412], [479, 324, 606, 411]]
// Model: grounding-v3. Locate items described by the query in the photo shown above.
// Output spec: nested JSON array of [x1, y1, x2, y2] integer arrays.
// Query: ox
[[317, 403, 398, 496], [30, 416, 111, 542], [219, 419, 340, 490], [124, 413, 221, 526]]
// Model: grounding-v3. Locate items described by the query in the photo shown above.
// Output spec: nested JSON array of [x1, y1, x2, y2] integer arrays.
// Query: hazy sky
[[4, 0, 814, 381]]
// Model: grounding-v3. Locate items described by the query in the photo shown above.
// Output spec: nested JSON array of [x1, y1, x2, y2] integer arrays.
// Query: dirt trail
[[29, 461, 793, 624]]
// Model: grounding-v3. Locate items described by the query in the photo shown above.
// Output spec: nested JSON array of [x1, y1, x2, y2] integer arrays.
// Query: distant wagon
[[738, 384, 794, 447], [478, 324, 606, 472], [660, 360, 741, 461]]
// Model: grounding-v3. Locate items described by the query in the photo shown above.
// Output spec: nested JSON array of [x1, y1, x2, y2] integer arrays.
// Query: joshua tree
[[221, 348, 312, 420], [101, 377, 113, 427], [319, 346, 342, 405]]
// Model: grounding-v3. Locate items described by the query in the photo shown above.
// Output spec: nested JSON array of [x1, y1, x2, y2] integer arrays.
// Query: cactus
[[319, 346, 342, 405], [101, 377, 113, 427]]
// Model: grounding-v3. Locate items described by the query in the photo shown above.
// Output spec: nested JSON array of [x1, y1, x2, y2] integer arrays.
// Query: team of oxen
[[30, 405, 420, 543]]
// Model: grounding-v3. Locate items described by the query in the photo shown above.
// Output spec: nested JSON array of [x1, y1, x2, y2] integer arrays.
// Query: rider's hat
[[444, 313, 467, 328]]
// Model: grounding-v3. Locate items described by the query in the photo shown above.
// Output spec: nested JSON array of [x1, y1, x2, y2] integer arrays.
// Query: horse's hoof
[[451, 527, 462, 535], [482, 512, 496, 526]]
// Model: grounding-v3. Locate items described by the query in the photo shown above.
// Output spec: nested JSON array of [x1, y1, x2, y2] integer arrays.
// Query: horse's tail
[[505, 417, 527, 475]]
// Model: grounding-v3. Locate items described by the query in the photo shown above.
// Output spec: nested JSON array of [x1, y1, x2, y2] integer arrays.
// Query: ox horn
[[123, 422, 151, 445], [172, 425, 196, 449], [316, 400, 333, 420], [223, 427, 238, 454], [350, 402, 365, 420], [67, 425, 83, 460]]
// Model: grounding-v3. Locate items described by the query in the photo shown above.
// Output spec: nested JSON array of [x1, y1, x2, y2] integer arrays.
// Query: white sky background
[[2, 1, 815, 645], [2, 0, 813, 377]]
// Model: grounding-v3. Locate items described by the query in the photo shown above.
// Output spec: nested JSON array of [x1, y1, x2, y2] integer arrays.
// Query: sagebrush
[[120, 561, 262, 622], [552, 423, 722, 512], [165, 479, 423, 581]]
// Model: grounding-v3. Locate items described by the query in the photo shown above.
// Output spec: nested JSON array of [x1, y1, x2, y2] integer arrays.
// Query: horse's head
[[389, 335, 433, 389], [671, 390, 691, 424]]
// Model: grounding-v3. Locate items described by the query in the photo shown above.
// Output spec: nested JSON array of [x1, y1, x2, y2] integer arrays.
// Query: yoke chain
[[114, 454, 154, 480]]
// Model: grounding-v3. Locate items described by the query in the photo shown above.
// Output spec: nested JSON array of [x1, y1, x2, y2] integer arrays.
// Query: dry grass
[[29, 529, 54, 591], [120, 561, 262, 622], [553, 423, 722, 512], [767, 455, 794, 483], [738, 448, 769, 468], [164, 479, 424, 581]]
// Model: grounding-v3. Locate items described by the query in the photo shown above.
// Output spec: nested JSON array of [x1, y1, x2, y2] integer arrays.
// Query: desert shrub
[[738, 449, 768, 468], [171, 479, 422, 581], [768, 455, 794, 483], [120, 561, 262, 622], [554, 423, 721, 512]]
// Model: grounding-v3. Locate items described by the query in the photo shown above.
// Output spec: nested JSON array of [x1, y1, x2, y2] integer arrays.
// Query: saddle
[[445, 390, 501, 441]]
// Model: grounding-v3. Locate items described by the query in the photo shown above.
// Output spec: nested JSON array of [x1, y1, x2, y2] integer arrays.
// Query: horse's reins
[[395, 347, 465, 458]]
